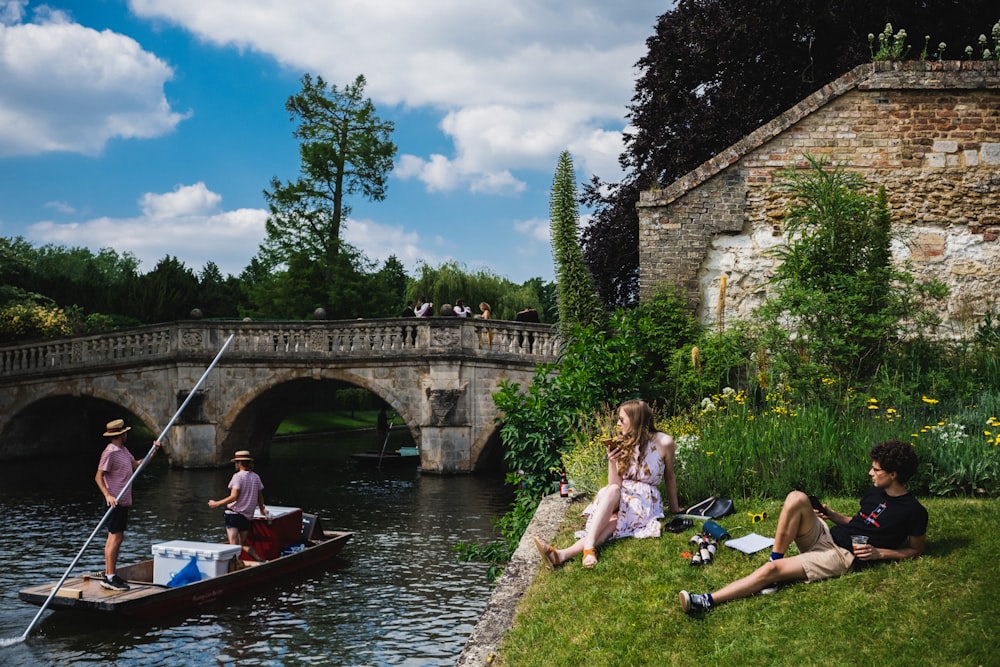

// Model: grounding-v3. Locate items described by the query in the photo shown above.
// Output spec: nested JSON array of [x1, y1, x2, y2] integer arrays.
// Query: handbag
[[679, 495, 735, 519]]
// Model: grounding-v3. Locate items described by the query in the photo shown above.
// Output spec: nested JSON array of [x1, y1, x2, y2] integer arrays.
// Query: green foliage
[[628, 284, 705, 406], [405, 261, 553, 321], [669, 324, 758, 413], [260, 73, 396, 306], [560, 409, 619, 496], [549, 150, 603, 328], [0, 302, 72, 343], [494, 314, 648, 497], [962, 19, 1000, 60], [757, 157, 945, 393], [246, 244, 383, 319], [868, 23, 910, 61], [126, 255, 201, 323], [908, 394, 1000, 496]]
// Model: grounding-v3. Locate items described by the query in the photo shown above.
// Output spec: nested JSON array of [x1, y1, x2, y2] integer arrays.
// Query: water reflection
[[0, 432, 511, 666]]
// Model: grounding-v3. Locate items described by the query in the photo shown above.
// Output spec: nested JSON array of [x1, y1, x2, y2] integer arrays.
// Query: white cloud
[[127, 0, 658, 187], [342, 217, 442, 272], [28, 183, 266, 276], [515, 217, 552, 244], [0, 0, 26, 25], [0, 6, 187, 157], [43, 200, 75, 214], [139, 182, 222, 219], [25, 182, 454, 279]]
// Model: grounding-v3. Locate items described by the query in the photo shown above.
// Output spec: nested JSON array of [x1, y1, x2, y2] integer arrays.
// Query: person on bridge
[[414, 296, 433, 317], [534, 399, 680, 569], [94, 418, 160, 591], [208, 450, 267, 561]]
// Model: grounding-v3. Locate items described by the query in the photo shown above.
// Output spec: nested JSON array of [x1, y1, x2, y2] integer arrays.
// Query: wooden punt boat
[[350, 451, 421, 467], [19, 525, 351, 620], [350, 445, 420, 468]]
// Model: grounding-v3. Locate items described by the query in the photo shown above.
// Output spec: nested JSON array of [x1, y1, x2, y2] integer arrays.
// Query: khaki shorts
[[795, 514, 855, 582]]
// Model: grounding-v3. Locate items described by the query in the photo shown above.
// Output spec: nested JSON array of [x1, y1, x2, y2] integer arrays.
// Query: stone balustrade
[[0, 318, 559, 380]]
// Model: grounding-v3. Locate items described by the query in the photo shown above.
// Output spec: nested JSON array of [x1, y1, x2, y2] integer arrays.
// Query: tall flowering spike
[[717, 275, 727, 332]]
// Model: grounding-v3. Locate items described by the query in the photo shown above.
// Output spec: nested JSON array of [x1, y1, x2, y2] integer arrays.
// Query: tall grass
[[562, 387, 1000, 505]]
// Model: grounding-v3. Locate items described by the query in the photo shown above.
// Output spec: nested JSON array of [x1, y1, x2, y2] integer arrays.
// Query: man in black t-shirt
[[680, 440, 928, 614]]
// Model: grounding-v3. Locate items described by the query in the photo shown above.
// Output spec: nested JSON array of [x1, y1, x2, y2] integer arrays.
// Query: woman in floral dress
[[534, 399, 679, 568]]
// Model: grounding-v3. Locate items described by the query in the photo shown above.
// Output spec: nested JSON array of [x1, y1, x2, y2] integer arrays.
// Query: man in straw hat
[[94, 418, 160, 591], [208, 450, 267, 561]]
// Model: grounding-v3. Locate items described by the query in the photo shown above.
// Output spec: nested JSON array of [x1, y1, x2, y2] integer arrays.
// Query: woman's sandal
[[582, 547, 598, 568], [533, 536, 561, 569]]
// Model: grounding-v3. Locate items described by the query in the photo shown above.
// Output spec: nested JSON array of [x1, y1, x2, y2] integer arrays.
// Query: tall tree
[[549, 151, 602, 328], [260, 74, 396, 281], [585, 0, 997, 307]]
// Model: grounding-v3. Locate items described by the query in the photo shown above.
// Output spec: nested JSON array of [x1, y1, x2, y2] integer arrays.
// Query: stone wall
[[638, 60, 1000, 337]]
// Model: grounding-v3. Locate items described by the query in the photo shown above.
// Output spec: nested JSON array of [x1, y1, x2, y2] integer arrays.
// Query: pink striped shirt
[[227, 470, 264, 519], [98, 443, 135, 506]]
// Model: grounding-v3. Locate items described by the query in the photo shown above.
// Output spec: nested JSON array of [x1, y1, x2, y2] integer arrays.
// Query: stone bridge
[[0, 318, 558, 472]]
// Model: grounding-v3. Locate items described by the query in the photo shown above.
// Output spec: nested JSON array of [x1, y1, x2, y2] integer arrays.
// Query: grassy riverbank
[[274, 409, 381, 435], [497, 496, 999, 666]]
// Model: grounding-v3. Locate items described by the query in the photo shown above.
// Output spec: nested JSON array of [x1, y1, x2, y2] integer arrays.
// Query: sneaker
[[758, 582, 785, 595], [100, 574, 130, 591], [679, 590, 712, 614]]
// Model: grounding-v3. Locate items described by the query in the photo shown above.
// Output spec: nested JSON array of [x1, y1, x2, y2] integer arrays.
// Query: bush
[[0, 302, 72, 343]]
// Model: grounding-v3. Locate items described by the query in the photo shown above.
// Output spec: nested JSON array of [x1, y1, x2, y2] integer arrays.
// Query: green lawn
[[497, 496, 999, 666], [274, 409, 381, 435]]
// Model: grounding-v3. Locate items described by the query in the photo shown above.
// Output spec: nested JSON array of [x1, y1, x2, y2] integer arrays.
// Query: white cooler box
[[152, 540, 242, 586]]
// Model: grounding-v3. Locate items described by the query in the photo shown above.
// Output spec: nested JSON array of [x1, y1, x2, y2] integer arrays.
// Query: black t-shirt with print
[[830, 486, 928, 560]]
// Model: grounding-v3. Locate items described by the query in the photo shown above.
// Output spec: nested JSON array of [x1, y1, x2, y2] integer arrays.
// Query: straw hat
[[103, 419, 131, 437], [231, 450, 254, 462]]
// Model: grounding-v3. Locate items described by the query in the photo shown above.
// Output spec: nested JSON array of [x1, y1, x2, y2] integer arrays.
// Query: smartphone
[[808, 495, 826, 514]]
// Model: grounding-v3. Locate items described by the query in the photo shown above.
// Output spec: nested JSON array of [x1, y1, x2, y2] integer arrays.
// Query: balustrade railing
[[0, 319, 559, 380]]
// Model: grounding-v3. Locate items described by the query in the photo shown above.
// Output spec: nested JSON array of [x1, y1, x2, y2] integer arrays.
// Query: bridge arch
[[1, 381, 170, 461], [213, 368, 421, 464]]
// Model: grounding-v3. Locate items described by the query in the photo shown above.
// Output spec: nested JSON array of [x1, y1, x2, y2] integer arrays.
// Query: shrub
[[0, 302, 72, 343]]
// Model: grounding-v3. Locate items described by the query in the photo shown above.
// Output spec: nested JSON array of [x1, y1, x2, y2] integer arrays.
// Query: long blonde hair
[[615, 399, 656, 476]]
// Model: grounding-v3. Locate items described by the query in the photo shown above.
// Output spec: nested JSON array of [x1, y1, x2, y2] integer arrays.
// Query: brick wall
[[638, 60, 1000, 336]]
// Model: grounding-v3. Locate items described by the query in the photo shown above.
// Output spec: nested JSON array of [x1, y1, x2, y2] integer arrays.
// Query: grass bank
[[497, 496, 999, 666], [274, 409, 381, 435]]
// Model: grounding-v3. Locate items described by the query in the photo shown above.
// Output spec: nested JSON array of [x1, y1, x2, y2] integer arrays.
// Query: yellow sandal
[[533, 536, 561, 569], [582, 548, 598, 568]]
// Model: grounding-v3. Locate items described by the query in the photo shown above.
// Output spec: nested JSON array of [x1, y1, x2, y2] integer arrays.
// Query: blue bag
[[167, 556, 203, 587]]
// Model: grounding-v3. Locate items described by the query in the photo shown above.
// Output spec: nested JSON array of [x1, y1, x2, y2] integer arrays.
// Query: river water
[[0, 431, 512, 666]]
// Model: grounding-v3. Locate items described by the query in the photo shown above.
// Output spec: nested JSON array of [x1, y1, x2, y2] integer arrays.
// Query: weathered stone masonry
[[638, 61, 1000, 336]]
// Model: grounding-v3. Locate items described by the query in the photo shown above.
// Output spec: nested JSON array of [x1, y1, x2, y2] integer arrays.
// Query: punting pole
[[8, 333, 235, 644], [376, 418, 395, 469]]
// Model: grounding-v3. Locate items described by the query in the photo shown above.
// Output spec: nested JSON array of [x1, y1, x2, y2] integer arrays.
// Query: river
[[0, 431, 512, 666]]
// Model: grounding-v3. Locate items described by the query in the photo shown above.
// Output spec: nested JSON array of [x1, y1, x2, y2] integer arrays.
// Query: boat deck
[[19, 558, 264, 611], [19, 531, 351, 617]]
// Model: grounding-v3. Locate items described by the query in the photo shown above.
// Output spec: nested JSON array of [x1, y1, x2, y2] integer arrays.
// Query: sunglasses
[[747, 511, 767, 523]]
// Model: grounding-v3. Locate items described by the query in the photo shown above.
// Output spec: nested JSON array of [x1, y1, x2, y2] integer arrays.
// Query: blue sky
[[0, 0, 667, 283]]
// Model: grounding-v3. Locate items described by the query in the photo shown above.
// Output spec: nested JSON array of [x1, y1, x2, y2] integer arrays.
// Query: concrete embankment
[[456, 493, 571, 666]]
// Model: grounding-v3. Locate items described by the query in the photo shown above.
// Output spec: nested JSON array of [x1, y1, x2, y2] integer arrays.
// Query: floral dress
[[582, 441, 665, 539]]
